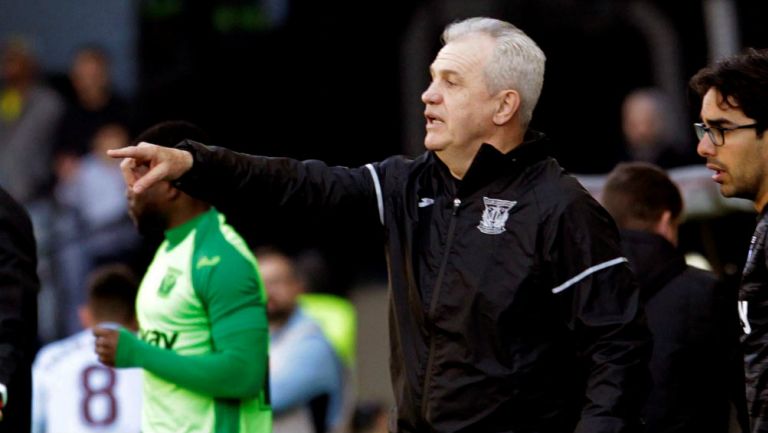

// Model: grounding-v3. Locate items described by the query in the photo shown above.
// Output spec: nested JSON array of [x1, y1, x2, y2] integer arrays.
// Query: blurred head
[[691, 48, 768, 210], [1, 38, 38, 85], [255, 248, 305, 327], [622, 88, 673, 158], [602, 162, 683, 245], [92, 123, 130, 161], [422, 17, 545, 157], [127, 121, 209, 236], [70, 46, 111, 105], [79, 264, 139, 330]]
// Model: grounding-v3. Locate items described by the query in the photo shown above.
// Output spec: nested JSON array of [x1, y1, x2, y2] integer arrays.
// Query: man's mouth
[[425, 113, 443, 127], [707, 163, 725, 182]]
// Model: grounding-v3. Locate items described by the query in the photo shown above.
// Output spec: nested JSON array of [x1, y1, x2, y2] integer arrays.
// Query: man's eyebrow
[[702, 117, 730, 127], [433, 69, 462, 82]]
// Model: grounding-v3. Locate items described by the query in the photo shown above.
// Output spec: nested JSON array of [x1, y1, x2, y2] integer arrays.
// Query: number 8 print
[[81, 365, 118, 426]]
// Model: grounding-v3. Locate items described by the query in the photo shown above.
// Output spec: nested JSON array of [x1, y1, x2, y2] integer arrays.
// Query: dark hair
[[86, 264, 139, 323], [690, 48, 768, 137], [74, 44, 110, 63], [602, 162, 683, 231], [133, 120, 209, 148]]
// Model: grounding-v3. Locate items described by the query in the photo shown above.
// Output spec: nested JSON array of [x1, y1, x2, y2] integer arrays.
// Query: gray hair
[[442, 17, 546, 127]]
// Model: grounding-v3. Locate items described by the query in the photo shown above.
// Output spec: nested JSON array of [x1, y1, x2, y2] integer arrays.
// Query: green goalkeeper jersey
[[116, 208, 271, 433]]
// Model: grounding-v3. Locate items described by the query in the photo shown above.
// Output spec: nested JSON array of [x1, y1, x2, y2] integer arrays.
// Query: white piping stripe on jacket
[[739, 300, 751, 335], [366, 164, 384, 225], [551, 257, 628, 294]]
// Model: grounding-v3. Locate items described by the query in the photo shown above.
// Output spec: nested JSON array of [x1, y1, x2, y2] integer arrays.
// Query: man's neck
[[756, 197, 768, 215], [437, 132, 525, 180], [437, 146, 479, 180], [166, 204, 210, 230]]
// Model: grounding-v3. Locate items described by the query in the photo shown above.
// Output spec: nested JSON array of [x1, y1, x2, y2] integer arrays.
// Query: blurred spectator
[[601, 162, 745, 433], [257, 248, 345, 433], [0, 38, 64, 203], [621, 88, 694, 168], [55, 122, 140, 266], [40, 122, 140, 340], [54, 45, 131, 186], [32, 264, 142, 433]]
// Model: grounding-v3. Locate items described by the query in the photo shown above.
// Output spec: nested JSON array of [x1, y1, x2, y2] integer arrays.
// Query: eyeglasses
[[694, 122, 759, 147]]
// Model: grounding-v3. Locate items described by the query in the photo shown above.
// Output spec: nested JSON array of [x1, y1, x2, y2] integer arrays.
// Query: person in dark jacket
[[601, 162, 745, 433], [691, 48, 768, 433], [0, 185, 40, 432], [109, 17, 649, 433]]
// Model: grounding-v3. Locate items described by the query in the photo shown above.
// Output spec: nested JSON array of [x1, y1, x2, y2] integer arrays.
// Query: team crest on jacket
[[158, 267, 182, 297], [477, 197, 516, 234]]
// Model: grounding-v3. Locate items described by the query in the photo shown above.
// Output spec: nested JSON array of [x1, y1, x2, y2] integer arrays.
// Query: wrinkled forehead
[[431, 33, 495, 74]]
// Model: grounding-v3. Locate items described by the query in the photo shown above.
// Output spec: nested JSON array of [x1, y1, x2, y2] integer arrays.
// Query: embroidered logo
[[418, 197, 435, 208], [158, 268, 182, 297], [196, 255, 221, 269], [477, 197, 516, 235]]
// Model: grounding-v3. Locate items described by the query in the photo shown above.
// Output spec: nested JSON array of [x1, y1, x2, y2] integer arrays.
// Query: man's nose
[[697, 135, 716, 158], [421, 83, 441, 104]]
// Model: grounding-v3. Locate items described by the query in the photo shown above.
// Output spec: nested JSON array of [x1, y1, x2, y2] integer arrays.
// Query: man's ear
[[654, 210, 679, 246], [79, 305, 93, 329], [493, 89, 521, 126], [159, 182, 181, 201]]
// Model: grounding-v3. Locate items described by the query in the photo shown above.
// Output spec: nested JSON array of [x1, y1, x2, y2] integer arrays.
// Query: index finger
[[107, 145, 144, 160]]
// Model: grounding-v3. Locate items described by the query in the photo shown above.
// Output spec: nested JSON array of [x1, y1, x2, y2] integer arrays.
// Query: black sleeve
[[550, 195, 650, 433], [173, 140, 382, 226], [0, 186, 39, 432]]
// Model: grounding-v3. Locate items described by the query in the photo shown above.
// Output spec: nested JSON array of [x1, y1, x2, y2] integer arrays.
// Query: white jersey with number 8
[[32, 330, 143, 433]]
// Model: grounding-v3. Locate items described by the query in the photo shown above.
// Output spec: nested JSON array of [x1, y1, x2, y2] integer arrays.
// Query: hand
[[93, 326, 121, 367], [107, 142, 194, 194]]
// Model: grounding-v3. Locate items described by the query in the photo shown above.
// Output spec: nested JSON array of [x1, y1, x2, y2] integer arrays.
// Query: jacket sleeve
[[549, 195, 650, 433], [0, 188, 39, 409], [173, 140, 383, 224]]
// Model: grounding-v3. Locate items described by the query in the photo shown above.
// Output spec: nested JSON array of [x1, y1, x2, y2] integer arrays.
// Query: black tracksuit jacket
[[620, 230, 745, 433], [175, 132, 649, 433], [742, 208, 768, 432]]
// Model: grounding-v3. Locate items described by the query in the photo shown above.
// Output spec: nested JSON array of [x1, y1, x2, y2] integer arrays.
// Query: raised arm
[[110, 140, 381, 225]]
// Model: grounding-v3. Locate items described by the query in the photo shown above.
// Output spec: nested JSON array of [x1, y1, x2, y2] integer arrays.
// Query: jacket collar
[[619, 229, 687, 300], [434, 130, 550, 198]]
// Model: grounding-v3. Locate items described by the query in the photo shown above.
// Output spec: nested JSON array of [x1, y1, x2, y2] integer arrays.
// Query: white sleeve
[[31, 361, 46, 433]]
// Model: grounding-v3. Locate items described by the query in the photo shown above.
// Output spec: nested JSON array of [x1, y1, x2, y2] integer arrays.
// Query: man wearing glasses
[[691, 48, 768, 433]]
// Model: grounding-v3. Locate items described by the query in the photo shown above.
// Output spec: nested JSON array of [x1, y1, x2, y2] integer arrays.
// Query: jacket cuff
[[172, 139, 207, 190], [0, 382, 6, 407]]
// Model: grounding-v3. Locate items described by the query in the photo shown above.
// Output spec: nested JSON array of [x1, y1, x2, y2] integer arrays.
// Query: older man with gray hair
[[109, 17, 648, 433]]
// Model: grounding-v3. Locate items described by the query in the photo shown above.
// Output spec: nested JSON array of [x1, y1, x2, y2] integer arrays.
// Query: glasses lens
[[694, 124, 705, 140], [711, 129, 723, 146]]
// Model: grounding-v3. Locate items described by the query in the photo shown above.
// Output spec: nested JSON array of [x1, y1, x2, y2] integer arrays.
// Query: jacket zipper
[[420, 197, 461, 421]]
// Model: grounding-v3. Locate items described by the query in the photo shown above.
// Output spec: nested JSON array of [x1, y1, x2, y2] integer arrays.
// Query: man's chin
[[424, 139, 446, 151]]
